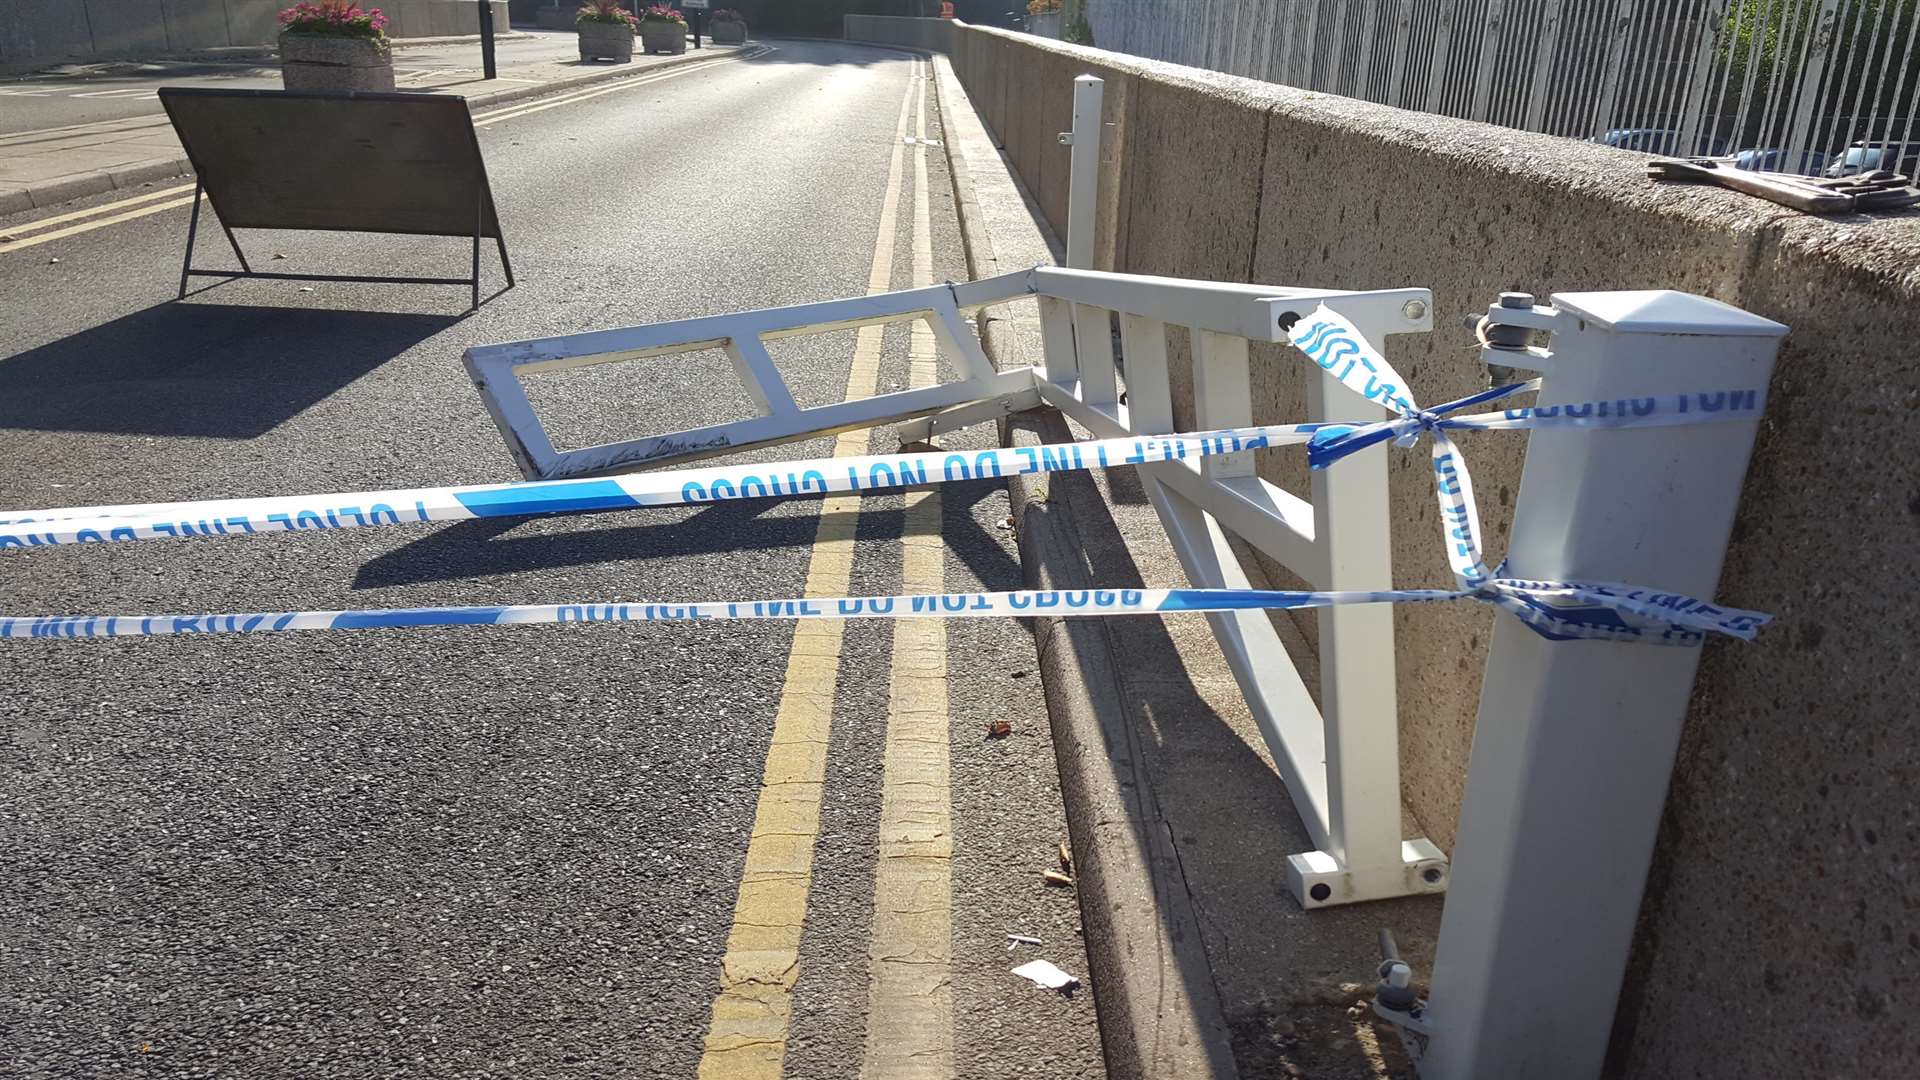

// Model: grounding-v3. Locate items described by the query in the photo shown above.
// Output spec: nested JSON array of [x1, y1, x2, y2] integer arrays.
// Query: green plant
[[1713, 0, 1919, 145]]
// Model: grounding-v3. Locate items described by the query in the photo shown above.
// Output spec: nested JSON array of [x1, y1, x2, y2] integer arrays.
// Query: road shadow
[[354, 480, 1019, 588], [0, 303, 454, 439]]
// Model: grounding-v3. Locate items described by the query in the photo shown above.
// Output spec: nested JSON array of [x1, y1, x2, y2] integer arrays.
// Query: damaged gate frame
[[465, 276, 1034, 479], [463, 263, 1447, 909]]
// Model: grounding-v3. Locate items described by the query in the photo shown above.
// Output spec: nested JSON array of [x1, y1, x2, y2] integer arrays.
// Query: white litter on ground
[[1011, 959, 1079, 991]]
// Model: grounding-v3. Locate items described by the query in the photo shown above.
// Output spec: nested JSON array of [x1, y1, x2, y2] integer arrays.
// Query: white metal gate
[[464, 255, 1446, 908]]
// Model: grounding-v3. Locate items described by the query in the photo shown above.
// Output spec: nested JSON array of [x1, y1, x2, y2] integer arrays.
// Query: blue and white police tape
[[1291, 304, 1502, 589], [1303, 385, 1767, 470], [0, 579, 1769, 645], [0, 389, 1763, 552], [0, 428, 1306, 548], [1286, 305, 1767, 597]]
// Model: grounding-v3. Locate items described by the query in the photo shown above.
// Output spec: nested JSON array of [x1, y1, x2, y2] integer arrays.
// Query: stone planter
[[710, 19, 747, 44], [640, 20, 688, 55], [279, 33, 394, 93], [577, 21, 635, 62]]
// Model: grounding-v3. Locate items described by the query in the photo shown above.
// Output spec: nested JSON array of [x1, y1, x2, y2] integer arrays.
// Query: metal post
[[1292, 334, 1441, 909], [1468, 0, 1510, 123], [471, 185, 484, 311], [1781, 0, 1843, 166], [1674, 0, 1730, 157], [478, 0, 497, 80], [217, 218, 251, 274], [1062, 75, 1103, 270], [1419, 291, 1786, 1080], [1386, 0, 1415, 107], [1424, 0, 1457, 113], [176, 177, 204, 299], [693, 10, 702, 49], [1522, 0, 1567, 132]]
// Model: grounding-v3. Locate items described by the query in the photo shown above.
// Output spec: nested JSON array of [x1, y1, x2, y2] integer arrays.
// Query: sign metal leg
[[176, 177, 205, 299]]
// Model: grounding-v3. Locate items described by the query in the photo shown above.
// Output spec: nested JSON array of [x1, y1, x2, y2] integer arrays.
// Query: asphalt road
[[0, 41, 1102, 1079], [0, 32, 587, 134]]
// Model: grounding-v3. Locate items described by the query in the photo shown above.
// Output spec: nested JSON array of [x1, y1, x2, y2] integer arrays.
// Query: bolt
[[1401, 298, 1428, 321], [1485, 293, 1536, 351], [1277, 310, 1302, 332], [1309, 882, 1332, 902], [1422, 866, 1445, 885]]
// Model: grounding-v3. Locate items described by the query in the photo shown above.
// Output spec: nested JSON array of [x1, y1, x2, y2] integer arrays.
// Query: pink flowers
[[642, 4, 687, 25], [577, 0, 640, 29], [278, 1, 388, 37]]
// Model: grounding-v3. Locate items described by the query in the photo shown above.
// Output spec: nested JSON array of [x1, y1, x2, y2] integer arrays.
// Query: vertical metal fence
[[1089, 0, 1920, 175]]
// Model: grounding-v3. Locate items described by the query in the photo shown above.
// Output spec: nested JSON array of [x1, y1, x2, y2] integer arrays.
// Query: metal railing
[[465, 231, 1448, 908], [1024, 264, 1449, 910], [1090, 0, 1920, 175]]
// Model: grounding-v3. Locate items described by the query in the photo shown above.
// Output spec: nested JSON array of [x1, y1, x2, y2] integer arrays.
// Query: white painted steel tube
[[1064, 75, 1103, 271], [1420, 292, 1786, 1079]]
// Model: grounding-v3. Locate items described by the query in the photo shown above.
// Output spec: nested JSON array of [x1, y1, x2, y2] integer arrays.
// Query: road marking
[[695, 56, 918, 1080], [0, 114, 170, 146], [0, 192, 200, 255], [0, 50, 765, 249], [0, 182, 197, 242], [860, 69, 954, 1080], [0, 87, 63, 97], [472, 47, 769, 128], [70, 88, 158, 99]]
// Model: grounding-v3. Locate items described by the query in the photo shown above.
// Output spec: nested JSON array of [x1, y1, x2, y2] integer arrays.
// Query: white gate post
[[1419, 292, 1787, 1079], [1061, 75, 1103, 270]]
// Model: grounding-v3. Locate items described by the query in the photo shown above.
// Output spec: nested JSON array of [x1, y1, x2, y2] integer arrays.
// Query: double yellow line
[[0, 184, 201, 256], [0, 46, 768, 258], [695, 58, 925, 1080]]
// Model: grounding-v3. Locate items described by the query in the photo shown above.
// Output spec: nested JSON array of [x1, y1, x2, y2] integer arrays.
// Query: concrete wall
[[949, 22, 1920, 1080], [842, 14, 955, 55], [1, 0, 508, 71]]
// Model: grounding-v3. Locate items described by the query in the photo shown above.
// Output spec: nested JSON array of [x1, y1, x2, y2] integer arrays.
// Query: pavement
[[929, 53, 1445, 1080], [0, 39, 1103, 1079], [0, 29, 753, 213]]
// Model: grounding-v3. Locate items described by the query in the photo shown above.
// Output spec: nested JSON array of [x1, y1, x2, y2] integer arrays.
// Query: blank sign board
[[159, 87, 512, 308]]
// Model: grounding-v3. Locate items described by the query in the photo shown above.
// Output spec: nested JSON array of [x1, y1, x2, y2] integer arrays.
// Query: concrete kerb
[[929, 53, 1242, 1080], [3, 46, 754, 211]]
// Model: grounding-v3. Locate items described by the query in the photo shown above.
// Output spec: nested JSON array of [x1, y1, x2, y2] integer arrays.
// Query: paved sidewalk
[[0, 34, 755, 215]]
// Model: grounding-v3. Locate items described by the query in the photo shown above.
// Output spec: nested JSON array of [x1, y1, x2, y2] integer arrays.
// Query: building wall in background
[[843, 13, 957, 53], [1, 0, 509, 72]]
